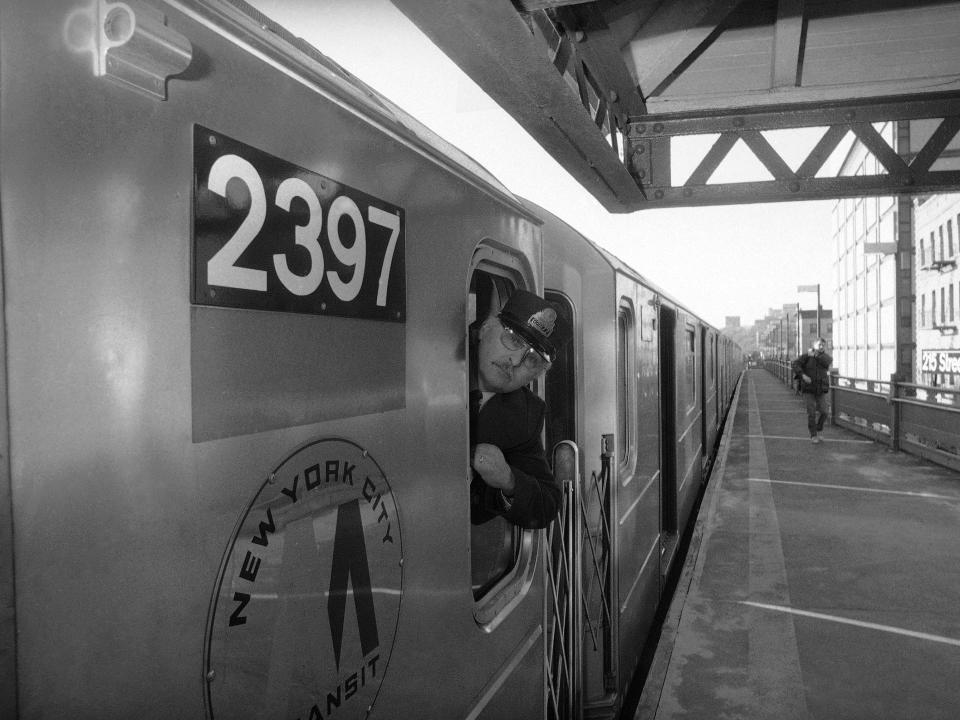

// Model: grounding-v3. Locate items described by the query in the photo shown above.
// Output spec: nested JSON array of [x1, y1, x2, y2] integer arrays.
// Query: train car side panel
[[2, 2, 547, 717], [612, 273, 662, 708], [674, 313, 704, 532]]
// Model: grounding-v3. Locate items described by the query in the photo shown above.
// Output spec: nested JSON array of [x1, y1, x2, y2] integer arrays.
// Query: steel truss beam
[[625, 92, 960, 208]]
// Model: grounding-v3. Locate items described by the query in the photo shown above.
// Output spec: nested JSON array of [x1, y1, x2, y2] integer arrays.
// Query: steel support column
[[895, 121, 917, 383]]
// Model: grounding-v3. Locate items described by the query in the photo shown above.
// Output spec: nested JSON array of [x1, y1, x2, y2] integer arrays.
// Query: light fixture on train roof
[[63, 0, 193, 100]]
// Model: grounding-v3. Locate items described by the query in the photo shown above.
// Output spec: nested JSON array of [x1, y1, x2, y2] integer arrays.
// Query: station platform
[[635, 368, 960, 720]]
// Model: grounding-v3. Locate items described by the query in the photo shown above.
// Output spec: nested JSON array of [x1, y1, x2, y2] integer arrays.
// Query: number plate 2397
[[192, 126, 405, 321]]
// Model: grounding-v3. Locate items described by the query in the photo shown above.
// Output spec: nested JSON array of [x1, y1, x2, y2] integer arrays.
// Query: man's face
[[814, 340, 826, 353], [476, 318, 548, 393]]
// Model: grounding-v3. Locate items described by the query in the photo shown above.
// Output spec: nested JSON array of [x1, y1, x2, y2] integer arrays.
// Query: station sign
[[192, 126, 405, 322], [921, 349, 960, 374]]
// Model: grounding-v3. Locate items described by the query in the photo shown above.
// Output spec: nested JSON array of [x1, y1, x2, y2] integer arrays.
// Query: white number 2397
[[205, 154, 400, 307]]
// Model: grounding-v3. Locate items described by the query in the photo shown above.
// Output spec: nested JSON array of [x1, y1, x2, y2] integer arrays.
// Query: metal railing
[[546, 441, 581, 720], [761, 359, 960, 472]]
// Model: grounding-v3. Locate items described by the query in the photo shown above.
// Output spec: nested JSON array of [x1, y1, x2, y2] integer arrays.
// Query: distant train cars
[[537, 202, 742, 716], [0, 2, 741, 719]]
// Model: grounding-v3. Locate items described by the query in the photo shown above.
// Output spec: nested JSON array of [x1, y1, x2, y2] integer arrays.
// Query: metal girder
[[389, 0, 648, 212], [625, 92, 960, 208]]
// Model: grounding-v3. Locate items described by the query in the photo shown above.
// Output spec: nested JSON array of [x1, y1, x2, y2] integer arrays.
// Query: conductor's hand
[[472, 443, 516, 494], [802, 373, 811, 383]]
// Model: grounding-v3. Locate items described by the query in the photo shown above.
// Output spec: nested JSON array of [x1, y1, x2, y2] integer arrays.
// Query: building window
[[922, 294, 927, 327], [932, 290, 937, 326], [920, 236, 926, 266], [940, 225, 946, 261], [949, 219, 955, 257], [931, 231, 936, 262], [950, 284, 955, 323], [941, 287, 947, 324]]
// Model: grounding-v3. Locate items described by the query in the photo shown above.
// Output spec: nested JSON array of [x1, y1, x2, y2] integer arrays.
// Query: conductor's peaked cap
[[497, 290, 571, 363]]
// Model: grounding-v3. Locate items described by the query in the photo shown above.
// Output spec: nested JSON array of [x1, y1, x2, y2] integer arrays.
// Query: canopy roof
[[391, 0, 960, 210]]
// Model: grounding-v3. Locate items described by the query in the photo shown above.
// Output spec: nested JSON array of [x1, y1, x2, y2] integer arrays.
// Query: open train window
[[467, 249, 540, 629]]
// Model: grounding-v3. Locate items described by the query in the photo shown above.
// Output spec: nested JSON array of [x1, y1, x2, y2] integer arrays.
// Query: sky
[[248, 0, 837, 329]]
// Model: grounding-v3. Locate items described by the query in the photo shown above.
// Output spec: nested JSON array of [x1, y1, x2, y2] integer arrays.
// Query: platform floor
[[635, 369, 960, 720]]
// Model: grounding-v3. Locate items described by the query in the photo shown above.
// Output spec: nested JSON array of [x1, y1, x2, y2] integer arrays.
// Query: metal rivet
[[653, 123, 664, 133], [636, 124, 646, 135], [789, 181, 801, 192], [206, 670, 216, 682], [654, 190, 664, 199]]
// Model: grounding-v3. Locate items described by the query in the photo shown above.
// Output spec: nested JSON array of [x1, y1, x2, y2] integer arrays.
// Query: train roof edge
[[176, 0, 540, 222]]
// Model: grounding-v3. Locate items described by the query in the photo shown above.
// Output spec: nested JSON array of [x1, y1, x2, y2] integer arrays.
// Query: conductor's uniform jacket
[[470, 387, 560, 530]]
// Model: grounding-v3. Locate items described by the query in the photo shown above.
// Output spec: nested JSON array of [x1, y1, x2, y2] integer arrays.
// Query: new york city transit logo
[[204, 439, 403, 720]]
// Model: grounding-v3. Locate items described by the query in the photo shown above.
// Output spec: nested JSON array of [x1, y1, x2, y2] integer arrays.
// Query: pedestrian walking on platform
[[792, 337, 832, 443]]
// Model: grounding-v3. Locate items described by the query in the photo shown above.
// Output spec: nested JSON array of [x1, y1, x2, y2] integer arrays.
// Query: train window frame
[[616, 299, 638, 480], [544, 290, 577, 453], [684, 321, 698, 414], [467, 244, 541, 631]]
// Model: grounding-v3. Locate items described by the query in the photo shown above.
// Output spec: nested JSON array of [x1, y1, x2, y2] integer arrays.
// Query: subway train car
[[536, 203, 741, 717], [0, 1, 740, 719]]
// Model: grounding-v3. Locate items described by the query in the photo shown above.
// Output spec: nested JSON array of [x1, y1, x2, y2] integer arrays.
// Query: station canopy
[[391, 0, 960, 211]]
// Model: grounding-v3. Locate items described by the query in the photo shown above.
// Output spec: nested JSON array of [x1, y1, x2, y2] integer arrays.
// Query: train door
[[657, 304, 679, 571]]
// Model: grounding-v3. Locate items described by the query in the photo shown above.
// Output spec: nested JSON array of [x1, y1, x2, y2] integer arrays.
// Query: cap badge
[[527, 307, 556, 338]]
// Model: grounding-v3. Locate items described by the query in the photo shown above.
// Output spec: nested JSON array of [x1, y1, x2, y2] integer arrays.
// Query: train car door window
[[616, 302, 637, 475], [467, 253, 541, 628], [544, 291, 576, 452], [684, 324, 697, 411]]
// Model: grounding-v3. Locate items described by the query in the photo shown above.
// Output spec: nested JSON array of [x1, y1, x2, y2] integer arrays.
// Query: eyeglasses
[[499, 323, 551, 372]]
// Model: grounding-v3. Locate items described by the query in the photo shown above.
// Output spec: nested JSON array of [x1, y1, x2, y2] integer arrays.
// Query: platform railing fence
[[760, 359, 960, 473]]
